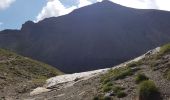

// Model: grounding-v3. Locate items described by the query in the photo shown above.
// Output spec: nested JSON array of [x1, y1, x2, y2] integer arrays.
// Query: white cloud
[[108, 0, 170, 11], [36, 0, 93, 22], [154, 0, 170, 11], [36, 0, 76, 22], [0, 0, 15, 10], [78, 0, 92, 7], [36, 0, 170, 22]]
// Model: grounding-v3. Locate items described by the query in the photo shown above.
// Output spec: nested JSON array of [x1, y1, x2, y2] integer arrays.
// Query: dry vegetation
[[94, 43, 170, 100], [0, 49, 62, 98]]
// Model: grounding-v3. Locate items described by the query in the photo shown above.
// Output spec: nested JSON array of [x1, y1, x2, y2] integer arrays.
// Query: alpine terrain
[[1, 0, 170, 73]]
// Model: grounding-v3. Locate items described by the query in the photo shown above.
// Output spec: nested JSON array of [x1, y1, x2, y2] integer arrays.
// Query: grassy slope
[[95, 43, 170, 100], [0, 49, 63, 94]]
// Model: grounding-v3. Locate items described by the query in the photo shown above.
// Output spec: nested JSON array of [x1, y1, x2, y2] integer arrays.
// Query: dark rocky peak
[[21, 21, 35, 31]]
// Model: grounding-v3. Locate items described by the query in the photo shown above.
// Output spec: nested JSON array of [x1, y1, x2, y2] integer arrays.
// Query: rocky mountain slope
[[11, 43, 170, 100], [1, 0, 170, 73], [0, 49, 62, 99]]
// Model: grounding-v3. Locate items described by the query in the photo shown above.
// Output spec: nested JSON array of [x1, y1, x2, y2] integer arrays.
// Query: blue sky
[[0, 0, 170, 31], [0, 0, 46, 30]]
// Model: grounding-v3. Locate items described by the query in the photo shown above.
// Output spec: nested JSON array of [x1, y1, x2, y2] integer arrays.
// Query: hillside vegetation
[[0, 49, 62, 99], [94, 43, 170, 100]]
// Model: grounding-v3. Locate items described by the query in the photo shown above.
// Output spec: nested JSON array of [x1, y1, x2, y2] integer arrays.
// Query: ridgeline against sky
[[0, 0, 170, 30]]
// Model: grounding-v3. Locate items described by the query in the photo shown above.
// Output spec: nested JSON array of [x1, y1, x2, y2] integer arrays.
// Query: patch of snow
[[45, 68, 109, 88], [112, 47, 160, 68], [30, 87, 51, 96], [145, 47, 160, 56]]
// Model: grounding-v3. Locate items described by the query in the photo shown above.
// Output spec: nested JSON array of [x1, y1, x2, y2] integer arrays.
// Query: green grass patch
[[105, 82, 113, 87], [0, 49, 63, 87], [102, 78, 111, 84], [93, 96, 100, 100], [135, 73, 149, 84], [112, 86, 126, 98], [112, 86, 124, 94], [93, 96, 113, 100], [126, 61, 142, 68], [114, 68, 133, 80], [150, 61, 159, 68], [153, 43, 170, 60], [101, 67, 134, 82], [159, 43, 170, 55], [117, 91, 127, 98], [0, 49, 19, 58], [138, 80, 160, 100], [102, 85, 112, 92], [103, 96, 113, 100], [99, 64, 139, 98]]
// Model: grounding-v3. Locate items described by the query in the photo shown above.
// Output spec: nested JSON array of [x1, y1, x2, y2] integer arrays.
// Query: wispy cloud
[[0, 0, 15, 10], [153, 0, 170, 11], [35, 0, 97, 22], [36, 0, 77, 22]]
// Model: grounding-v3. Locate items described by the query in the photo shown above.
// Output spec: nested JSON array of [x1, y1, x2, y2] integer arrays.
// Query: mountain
[[1, 0, 170, 73], [0, 49, 62, 99]]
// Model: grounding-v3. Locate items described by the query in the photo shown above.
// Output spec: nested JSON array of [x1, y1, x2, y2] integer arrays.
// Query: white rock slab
[[30, 87, 51, 96], [45, 68, 109, 88]]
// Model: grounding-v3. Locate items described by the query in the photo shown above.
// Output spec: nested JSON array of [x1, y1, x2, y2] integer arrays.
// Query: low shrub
[[117, 91, 127, 98], [105, 82, 113, 87], [102, 78, 110, 84], [150, 61, 160, 68], [114, 68, 133, 80], [138, 80, 159, 100], [159, 43, 170, 55], [112, 86, 124, 93], [112, 86, 126, 98], [103, 96, 113, 100], [93, 96, 99, 100], [100, 67, 135, 84], [93, 96, 113, 100], [135, 73, 149, 84], [103, 85, 112, 92], [127, 61, 142, 68]]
